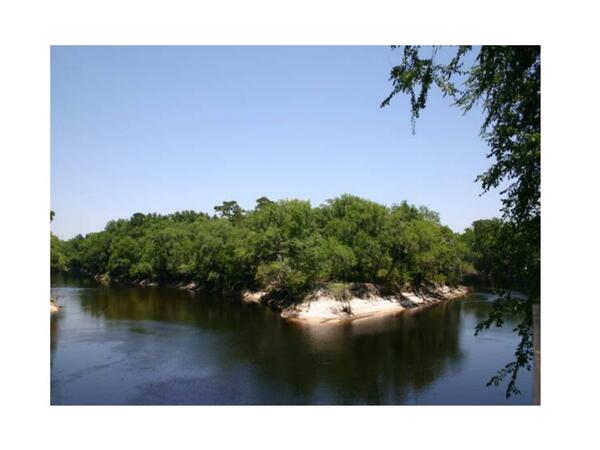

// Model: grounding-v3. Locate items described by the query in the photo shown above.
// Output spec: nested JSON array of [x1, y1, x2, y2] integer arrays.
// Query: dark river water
[[51, 280, 534, 405]]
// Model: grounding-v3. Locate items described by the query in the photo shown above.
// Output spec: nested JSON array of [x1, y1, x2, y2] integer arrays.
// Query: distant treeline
[[51, 195, 538, 299]]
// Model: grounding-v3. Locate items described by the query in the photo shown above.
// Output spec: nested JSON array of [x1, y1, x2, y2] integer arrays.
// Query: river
[[50, 280, 534, 404]]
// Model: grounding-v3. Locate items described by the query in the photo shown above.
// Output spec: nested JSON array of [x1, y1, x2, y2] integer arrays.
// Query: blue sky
[[51, 46, 502, 239]]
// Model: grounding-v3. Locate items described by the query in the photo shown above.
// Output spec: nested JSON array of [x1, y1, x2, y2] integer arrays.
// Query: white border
[[1, 1, 599, 449]]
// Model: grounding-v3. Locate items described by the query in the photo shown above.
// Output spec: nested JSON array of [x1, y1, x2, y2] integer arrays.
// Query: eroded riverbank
[[243, 283, 470, 324], [91, 274, 470, 324]]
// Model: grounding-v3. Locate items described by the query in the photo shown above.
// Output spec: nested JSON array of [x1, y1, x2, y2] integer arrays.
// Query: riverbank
[[50, 297, 60, 313], [242, 282, 470, 324], [87, 274, 469, 323]]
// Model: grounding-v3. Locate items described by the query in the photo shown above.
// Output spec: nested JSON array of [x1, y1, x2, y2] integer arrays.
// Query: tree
[[214, 200, 244, 223], [255, 196, 275, 210], [382, 45, 540, 228], [381, 45, 540, 397], [107, 236, 139, 278], [50, 210, 69, 273], [462, 219, 506, 285], [77, 232, 111, 276], [320, 195, 388, 281], [130, 212, 146, 227], [51, 233, 68, 273]]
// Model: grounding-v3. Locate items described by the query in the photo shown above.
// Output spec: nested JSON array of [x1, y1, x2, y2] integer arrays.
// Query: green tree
[[382, 45, 540, 227], [382, 45, 540, 397], [255, 196, 275, 210], [320, 195, 388, 281], [214, 200, 244, 223], [53, 196, 474, 309], [50, 210, 69, 273], [107, 236, 139, 278], [51, 233, 68, 273], [77, 232, 111, 277]]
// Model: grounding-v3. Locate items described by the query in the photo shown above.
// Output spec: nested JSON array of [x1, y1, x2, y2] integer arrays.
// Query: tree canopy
[[50, 195, 474, 300]]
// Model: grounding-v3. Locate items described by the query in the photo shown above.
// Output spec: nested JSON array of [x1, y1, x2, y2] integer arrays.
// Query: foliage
[[462, 218, 539, 298], [50, 233, 69, 273], [381, 45, 540, 296], [50, 210, 69, 273], [381, 45, 540, 227], [214, 200, 244, 224], [382, 45, 541, 397], [474, 295, 533, 398], [51, 195, 471, 299]]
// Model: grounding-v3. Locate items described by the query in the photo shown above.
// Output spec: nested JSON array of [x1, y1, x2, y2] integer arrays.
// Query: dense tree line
[[463, 218, 539, 298], [51, 195, 476, 299]]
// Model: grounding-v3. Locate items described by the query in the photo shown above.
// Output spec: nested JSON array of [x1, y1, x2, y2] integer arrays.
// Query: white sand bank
[[280, 285, 469, 324]]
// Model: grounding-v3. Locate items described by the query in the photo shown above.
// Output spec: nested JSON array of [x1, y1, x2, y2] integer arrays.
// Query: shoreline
[[243, 283, 470, 324], [78, 274, 472, 324], [50, 297, 60, 314]]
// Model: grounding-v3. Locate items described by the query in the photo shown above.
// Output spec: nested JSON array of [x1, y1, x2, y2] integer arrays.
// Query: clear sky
[[51, 46, 502, 239]]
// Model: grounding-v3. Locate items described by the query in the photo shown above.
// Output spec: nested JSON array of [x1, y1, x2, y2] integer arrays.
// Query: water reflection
[[50, 283, 532, 405]]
